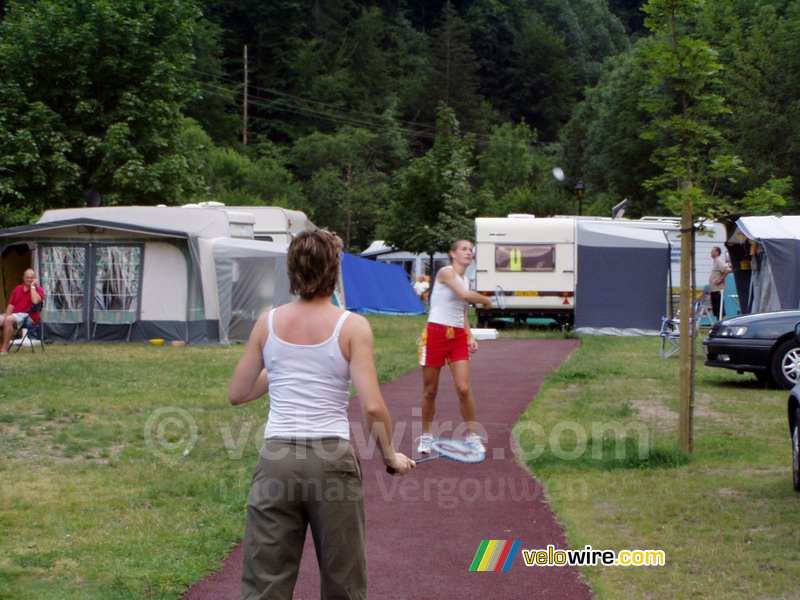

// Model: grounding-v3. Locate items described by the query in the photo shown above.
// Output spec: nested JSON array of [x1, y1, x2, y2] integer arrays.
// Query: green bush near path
[[1, 319, 798, 598]]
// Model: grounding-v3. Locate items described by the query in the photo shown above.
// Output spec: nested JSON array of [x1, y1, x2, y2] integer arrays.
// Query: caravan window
[[495, 244, 555, 272], [40, 246, 87, 317], [93, 245, 142, 314]]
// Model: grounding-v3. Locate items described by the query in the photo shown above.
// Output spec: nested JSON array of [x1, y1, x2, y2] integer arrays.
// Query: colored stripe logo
[[469, 540, 521, 571]]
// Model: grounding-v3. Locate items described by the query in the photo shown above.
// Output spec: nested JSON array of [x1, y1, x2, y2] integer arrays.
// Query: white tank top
[[427, 266, 469, 328], [262, 308, 352, 439]]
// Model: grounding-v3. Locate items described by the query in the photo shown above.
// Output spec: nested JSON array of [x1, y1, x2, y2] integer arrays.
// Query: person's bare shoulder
[[344, 312, 372, 337]]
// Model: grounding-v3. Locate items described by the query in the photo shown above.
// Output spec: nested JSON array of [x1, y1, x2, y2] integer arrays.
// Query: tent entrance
[[39, 243, 144, 340], [1, 243, 32, 308]]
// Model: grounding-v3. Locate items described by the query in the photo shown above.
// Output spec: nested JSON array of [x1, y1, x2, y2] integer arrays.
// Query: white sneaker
[[465, 433, 486, 454], [417, 433, 433, 454]]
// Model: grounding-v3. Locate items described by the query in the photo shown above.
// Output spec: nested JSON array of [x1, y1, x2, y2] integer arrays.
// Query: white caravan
[[473, 214, 728, 327], [474, 215, 576, 328], [186, 202, 315, 242]]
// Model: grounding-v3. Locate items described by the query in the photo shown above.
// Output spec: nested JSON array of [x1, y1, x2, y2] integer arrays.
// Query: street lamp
[[574, 181, 585, 216]]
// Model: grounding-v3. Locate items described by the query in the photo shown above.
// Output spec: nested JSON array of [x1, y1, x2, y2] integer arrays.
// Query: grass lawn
[[0, 315, 425, 600], [520, 334, 800, 599], [1, 317, 798, 598]]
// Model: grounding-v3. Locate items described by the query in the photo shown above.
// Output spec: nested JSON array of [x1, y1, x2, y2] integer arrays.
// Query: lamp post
[[574, 181, 585, 216]]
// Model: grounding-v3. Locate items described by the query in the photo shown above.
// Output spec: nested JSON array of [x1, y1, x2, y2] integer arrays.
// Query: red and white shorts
[[418, 322, 469, 367]]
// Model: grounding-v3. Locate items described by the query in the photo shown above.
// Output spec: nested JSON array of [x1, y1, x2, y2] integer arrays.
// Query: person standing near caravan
[[417, 240, 492, 454], [709, 246, 731, 320]]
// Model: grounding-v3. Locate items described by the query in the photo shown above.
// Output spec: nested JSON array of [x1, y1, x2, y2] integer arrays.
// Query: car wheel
[[770, 340, 800, 390], [793, 406, 800, 492]]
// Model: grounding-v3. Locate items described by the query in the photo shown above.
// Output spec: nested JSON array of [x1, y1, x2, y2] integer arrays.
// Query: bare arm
[[438, 267, 491, 307], [30, 283, 42, 305], [464, 310, 479, 353], [347, 315, 414, 475], [228, 313, 269, 405]]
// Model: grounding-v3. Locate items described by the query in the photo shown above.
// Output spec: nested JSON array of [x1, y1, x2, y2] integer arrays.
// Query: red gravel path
[[183, 338, 592, 599]]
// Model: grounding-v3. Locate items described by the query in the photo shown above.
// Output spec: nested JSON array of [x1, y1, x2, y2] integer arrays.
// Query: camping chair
[[659, 299, 703, 359], [11, 303, 45, 353]]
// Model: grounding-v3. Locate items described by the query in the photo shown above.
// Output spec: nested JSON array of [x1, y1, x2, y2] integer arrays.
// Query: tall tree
[[423, 1, 490, 136], [640, 0, 730, 453], [474, 121, 568, 217], [717, 3, 800, 207], [184, 18, 240, 146], [561, 46, 660, 217], [0, 0, 205, 225], [380, 106, 475, 262], [533, 0, 630, 88], [290, 124, 402, 252]]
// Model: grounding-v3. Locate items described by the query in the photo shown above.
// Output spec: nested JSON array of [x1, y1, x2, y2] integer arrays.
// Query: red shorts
[[418, 322, 469, 367]]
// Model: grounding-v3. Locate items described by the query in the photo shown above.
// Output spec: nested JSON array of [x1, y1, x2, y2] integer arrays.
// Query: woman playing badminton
[[229, 229, 414, 600], [417, 239, 492, 455]]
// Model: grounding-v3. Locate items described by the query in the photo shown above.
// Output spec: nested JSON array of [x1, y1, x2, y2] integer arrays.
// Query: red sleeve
[[8, 285, 23, 308]]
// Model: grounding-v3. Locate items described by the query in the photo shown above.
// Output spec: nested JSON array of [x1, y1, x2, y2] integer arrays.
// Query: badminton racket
[[386, 439, 486, 475], [494, 285, 507, 310]]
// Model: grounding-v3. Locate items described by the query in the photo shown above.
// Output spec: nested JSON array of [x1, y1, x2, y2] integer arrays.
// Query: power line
[[188, 67, 440, 134], [185, 68, 549, 150], [192, 78, 439, 142]]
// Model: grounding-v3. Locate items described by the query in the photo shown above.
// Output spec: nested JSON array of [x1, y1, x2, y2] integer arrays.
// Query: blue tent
[[341, 253, 425, 315]]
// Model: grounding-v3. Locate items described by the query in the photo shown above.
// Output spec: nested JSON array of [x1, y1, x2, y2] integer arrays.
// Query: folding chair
[[659, 299, 702, 359], [11, 303, 44, 353]]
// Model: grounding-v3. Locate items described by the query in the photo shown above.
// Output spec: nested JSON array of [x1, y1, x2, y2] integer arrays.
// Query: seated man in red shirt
[[1, 269, 44, 354]]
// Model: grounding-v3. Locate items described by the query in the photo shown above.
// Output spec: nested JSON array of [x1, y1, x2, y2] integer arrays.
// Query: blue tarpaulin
[[341, 253, 425, 315]]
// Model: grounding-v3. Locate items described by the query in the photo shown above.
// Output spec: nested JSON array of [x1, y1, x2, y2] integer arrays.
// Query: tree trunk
[[679, 201, 694, 453]]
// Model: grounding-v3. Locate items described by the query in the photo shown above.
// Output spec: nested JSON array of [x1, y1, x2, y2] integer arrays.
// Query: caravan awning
[[575, 221, 670, 334]]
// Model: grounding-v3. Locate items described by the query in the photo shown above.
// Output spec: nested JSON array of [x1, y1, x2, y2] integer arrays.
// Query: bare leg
[[1, 315, 18, 353], [421, 366, 441, 434], [449, 360, 478, 435]]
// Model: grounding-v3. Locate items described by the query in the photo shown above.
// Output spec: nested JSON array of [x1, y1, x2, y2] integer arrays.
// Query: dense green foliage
[[1, 0, 798, 242]]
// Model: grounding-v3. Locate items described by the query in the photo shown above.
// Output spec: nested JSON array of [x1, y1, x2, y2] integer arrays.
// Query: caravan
[[474, 216, 576, 328], [0, 206, 294, 344], [474, 215, 727, 329], [186, 202, 314, 242]]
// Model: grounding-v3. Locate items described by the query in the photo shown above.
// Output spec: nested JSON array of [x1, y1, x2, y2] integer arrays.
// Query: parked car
[[789, 384, 800, 492], [703, 310, 800, 389]]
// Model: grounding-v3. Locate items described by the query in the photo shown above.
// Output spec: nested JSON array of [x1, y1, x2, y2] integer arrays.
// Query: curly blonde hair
[[287, 229, 342, 299]]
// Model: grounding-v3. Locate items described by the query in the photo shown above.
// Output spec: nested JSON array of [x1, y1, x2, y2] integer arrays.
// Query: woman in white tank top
[[229, 229, 414, 600], [417, 240, 492, 456]]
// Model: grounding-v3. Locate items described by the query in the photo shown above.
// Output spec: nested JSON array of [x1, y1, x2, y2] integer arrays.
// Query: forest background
[[1, 0, 798, 253]]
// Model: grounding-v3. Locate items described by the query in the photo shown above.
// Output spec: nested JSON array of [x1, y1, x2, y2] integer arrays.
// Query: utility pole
[[243, 45, 248, 145]]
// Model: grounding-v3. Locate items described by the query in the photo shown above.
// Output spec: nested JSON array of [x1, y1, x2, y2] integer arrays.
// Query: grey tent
[[727, 216, 800, 314], [574, 221, 670, 334], [0, 207, 291, 343]]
